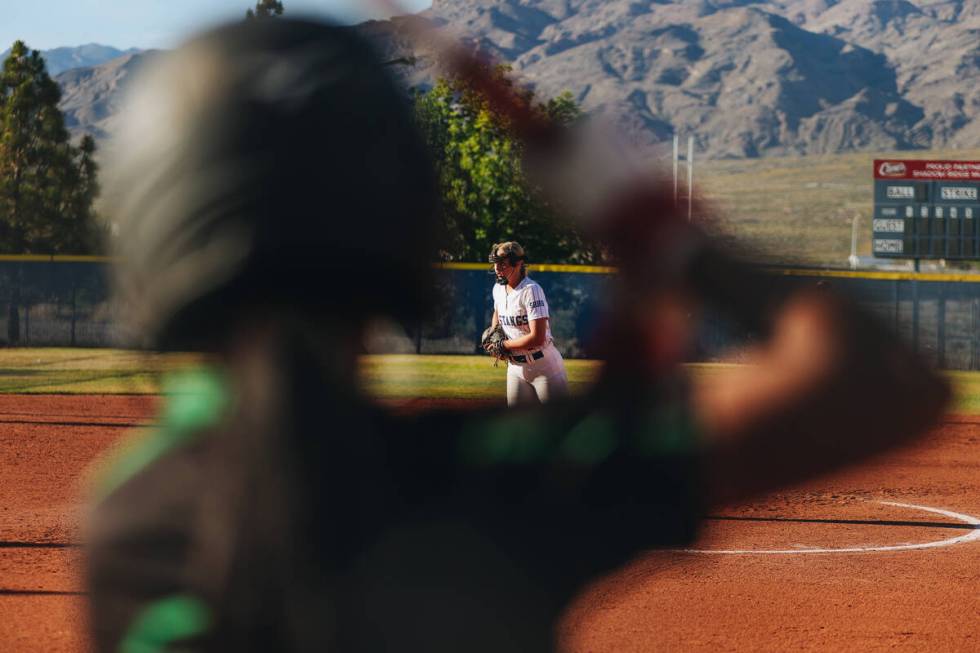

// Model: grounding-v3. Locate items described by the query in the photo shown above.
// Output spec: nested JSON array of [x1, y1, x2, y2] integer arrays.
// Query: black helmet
[[105, 18, 438, 350]]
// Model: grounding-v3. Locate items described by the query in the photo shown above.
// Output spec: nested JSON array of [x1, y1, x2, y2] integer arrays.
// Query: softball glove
[[481, 324, 508, 365]]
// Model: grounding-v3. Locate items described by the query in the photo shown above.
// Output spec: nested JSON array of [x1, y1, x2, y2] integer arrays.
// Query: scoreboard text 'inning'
[[873, 160, 980, 260]]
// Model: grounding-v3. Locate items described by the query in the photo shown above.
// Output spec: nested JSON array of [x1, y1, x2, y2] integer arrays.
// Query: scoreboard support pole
[[972, 300, 979, 370], [893, 280, 901, 336], [912, 278, 920, 355], [938, 283, 946, 368], [913, 259, 920, 358]]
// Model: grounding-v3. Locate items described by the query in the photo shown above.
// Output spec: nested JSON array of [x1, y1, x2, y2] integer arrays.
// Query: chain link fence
[[0, 258, 122, 347], [2, 258, 980, 369]]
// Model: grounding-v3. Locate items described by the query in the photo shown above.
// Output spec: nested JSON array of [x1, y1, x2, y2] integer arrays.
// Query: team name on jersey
[[499, 314, 529, 326]]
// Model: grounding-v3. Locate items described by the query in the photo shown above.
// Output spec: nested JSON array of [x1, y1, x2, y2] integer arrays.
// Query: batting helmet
[[104, 18, 438, 350]]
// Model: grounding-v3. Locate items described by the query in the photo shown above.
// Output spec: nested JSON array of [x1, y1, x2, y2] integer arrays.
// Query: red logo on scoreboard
[[878, 161, 907, 177]]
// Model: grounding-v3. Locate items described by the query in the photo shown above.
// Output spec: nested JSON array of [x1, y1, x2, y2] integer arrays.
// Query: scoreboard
[[873, 159, 980, 259]]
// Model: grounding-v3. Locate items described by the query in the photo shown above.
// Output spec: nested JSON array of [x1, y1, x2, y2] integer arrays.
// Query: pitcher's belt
[[511, 350, 544, 364]]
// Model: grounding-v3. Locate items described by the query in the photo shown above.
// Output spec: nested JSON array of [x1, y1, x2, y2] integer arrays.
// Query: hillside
[[56, 51, 158, 141], [402, 0, 980, 158], [43, 2, 980, 160], [0, 43, 140, 75]]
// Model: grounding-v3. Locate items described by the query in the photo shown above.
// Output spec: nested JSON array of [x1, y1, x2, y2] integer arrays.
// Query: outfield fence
[[0, 257, 122, 348], [4, 257, 980, 370]]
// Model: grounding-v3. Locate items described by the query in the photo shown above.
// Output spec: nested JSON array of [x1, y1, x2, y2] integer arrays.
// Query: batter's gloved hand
[[481, 324, 508, 365]]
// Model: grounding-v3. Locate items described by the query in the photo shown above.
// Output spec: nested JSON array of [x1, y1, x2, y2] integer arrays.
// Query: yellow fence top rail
[[772, 267, 980, 283], [432, 262, 618, 274], [0, 254, 112, 263], [434, 261, 980, 281], [3, 255, 980, 282]]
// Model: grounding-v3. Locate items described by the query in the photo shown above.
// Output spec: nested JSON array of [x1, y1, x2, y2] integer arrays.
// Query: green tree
[[246, 0, 284, 19], [59, 134, 103, 253], [2, 41, 66, 252], [414, 71, 600, 264], [0, 41, 99, 253], [0, 41, 102, 342]]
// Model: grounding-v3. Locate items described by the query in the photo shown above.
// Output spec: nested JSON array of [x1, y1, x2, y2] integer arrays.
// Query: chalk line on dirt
[[676, 501, 980, 555]]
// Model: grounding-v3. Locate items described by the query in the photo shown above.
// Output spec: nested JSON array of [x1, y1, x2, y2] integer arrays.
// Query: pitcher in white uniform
[[488, 241, 570, 406]]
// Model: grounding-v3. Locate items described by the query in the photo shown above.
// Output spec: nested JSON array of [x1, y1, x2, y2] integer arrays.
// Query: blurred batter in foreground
[[85, 18, 948, 653]]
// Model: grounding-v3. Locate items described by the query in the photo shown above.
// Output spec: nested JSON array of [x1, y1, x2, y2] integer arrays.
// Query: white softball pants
[[506, 343, 569, 406]]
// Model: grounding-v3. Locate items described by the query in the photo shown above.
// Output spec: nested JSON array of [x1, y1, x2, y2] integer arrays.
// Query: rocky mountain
[[1, 43, 142, 76], [44, 1, 980, 158], [392, 0, 980, 158], [791, 0, 980, 149], [55, 51, 158, 141]]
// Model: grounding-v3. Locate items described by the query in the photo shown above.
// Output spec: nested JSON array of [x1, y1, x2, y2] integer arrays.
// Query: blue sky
[[2, 0, 433, 51]]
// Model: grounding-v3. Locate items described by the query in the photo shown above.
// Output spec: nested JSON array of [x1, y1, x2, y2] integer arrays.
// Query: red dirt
[[559, 419, 980, 652], [2, 395, 979, 652], [0, 395, 155, 653]]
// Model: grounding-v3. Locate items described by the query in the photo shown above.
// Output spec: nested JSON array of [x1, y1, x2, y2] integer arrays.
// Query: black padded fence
[[738, 269, 980, 371], [3, 258, 980, 370], [407, 266, 609, 359], [0, 259, 118, 347]]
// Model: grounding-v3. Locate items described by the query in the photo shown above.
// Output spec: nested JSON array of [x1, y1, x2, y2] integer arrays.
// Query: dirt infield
[[2, 395, 978, 652], [0, 395, 156, 653], [560, 418, 980, 652]]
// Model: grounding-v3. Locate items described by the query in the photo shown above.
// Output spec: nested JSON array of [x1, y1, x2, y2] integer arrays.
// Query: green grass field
[[1, 348, 979, 414], [359, 354, 599, 399], [0, 348, 201, 394]]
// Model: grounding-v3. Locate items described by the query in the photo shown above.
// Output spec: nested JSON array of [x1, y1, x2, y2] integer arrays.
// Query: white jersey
[[492, 276, 553, 352]]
